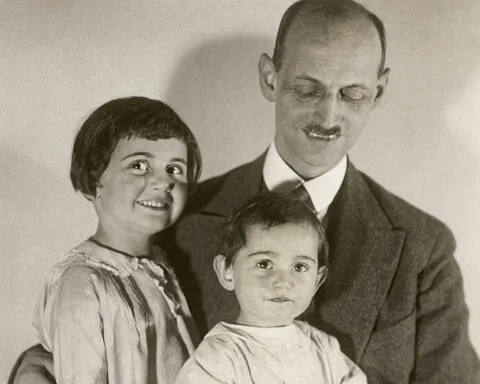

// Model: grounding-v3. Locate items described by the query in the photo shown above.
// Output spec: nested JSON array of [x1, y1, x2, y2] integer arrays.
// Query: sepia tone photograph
[[1, 0, 479, 382]]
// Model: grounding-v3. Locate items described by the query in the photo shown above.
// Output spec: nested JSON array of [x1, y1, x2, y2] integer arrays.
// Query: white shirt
[[175, 320, 366, 384], [263, 143, 347, 218]]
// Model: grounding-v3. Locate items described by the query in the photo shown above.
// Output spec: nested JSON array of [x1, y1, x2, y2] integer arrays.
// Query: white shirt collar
[[262, 142, 347, 216]]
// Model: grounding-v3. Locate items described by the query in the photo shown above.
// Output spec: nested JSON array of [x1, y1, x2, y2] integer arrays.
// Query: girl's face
[[93, 137, 188, 241]]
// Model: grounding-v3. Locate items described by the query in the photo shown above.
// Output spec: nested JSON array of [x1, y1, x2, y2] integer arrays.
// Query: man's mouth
[[303, 124, 342, 142]]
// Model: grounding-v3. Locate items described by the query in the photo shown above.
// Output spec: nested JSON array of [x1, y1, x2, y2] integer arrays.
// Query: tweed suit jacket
[[161, 154, 480, 384]]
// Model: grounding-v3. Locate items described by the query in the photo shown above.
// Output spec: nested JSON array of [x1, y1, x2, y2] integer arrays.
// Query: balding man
[[165, 0, 479, 382], [9, 0, 480, 383]]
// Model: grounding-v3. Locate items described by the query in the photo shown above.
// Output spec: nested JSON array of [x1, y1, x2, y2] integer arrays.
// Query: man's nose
[[272, 270, 294, 289], [315, 93, 339, 129]]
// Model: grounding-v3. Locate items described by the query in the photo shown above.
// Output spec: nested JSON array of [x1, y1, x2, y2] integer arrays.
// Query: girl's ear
[[314, 266, 328, 293], [213, 254, 235, 291], [82, 192, 96, 201]]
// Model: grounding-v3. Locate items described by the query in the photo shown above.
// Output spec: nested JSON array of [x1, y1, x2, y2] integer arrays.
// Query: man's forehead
[[289, 10, 379, 48], [284, 13, 382, 72]]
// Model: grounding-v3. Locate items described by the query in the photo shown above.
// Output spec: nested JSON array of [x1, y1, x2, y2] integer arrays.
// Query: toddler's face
[[93, 137, 188, 238], [222, 223, 327, 327]]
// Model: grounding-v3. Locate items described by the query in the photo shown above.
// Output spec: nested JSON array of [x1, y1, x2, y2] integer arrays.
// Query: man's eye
[[293, 263, 309, 272], [294, 88, 319, 99], [129, 160, 149, 173], [256, 260, 273, 270], [341, 88, 366, 102]]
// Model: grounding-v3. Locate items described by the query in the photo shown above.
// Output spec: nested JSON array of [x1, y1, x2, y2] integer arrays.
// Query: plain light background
[[1, 0, 479, 379]]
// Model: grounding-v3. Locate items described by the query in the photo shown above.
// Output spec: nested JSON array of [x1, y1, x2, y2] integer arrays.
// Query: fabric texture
[[262, 143, 346, 216], [175, 320, 366, 384], [31, 239, 197, 384], [159, 154, 480, 384]]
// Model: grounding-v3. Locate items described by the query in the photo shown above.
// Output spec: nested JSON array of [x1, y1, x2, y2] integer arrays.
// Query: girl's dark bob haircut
[[70, 96, 202, 198]]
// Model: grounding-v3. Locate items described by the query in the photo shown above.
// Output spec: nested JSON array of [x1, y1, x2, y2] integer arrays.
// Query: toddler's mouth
[[269, 296, 292, 303]]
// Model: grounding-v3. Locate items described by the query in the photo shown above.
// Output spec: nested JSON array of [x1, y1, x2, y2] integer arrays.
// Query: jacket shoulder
[[361, 171, 453, 238], [184, 156, 263, 214]]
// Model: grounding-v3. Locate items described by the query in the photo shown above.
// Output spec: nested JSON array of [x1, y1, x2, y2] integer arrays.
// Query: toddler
[[176, 192, 366, 383]]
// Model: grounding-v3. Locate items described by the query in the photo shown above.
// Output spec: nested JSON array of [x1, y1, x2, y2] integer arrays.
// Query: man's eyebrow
[[296, 74, 321, 83], [342, 84, 369, 91], [296, 74, 369, 90]]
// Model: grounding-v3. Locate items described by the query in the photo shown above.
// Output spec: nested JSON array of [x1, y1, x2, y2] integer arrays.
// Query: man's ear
[[258, 53, 278, 102], [374, 67, 390, 105], [213, 254, 235, 291], [314, 266, 328, 293]]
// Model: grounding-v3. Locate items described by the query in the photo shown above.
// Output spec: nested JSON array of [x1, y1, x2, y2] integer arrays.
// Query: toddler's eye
[[293, 263, 309, 272], [129, 160, 149, 174], [256, 260, 273, 270]]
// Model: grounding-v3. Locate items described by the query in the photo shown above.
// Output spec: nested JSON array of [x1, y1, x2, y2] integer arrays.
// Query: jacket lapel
[[313, 162, 406, 362], [199, 153, 266, 217]]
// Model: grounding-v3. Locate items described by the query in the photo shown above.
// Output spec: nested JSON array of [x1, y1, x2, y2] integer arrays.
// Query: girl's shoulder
[[46, 240, 117, 290]]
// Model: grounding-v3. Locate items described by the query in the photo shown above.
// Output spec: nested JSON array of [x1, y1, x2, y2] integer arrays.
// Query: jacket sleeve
[[413, 225, 480, 383]]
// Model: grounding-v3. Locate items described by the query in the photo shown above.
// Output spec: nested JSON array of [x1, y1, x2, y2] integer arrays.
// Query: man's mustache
[[304, 123, 342, 136]]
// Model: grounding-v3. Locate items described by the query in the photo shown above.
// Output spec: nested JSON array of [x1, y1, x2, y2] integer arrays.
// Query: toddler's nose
[[272, 270, 294, 289]]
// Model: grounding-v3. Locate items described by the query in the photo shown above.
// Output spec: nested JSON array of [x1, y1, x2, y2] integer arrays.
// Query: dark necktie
[[291, 183, 315, 213]]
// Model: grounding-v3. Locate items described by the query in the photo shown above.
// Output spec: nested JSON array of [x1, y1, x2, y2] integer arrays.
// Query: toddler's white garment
[[175, 320, 366, 384]]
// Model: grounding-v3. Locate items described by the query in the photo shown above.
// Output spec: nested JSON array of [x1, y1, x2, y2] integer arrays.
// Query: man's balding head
[[272, 0, 386, 77]]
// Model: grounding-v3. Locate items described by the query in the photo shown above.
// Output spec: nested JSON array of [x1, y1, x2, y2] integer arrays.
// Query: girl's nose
[[150, 174, 174, 193]]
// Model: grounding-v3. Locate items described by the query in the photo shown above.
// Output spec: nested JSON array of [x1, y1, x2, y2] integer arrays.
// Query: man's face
[[221, 223, 326, 327], [260, 18, 388, 179]]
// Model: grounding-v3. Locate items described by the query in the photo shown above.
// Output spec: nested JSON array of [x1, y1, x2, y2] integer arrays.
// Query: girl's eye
[[129, 160, 149, 173], [255, 260, 273, 270], [293, 263, 310, 272], [167, 164, 186, 176]]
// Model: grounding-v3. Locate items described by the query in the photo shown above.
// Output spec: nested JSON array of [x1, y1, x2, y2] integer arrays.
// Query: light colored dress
[[33, 239, 198, 384], [175, 320, 367, 384]]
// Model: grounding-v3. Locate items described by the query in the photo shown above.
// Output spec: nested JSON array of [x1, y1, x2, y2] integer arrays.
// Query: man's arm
[[414, 225, 480, 383], [9, 344, 55, 384]]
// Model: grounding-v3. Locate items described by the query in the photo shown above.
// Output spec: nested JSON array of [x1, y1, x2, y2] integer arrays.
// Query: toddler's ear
[[213, 255, 235, 291], [314, 266, 328, 293]]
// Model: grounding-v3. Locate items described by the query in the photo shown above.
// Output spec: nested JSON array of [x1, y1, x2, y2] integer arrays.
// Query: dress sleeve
[[175, 336, 240, 384], [413, 225, 480, 383], [35, 265, 108, 384]]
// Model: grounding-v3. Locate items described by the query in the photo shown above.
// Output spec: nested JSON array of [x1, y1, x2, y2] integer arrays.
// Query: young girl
[[31, 97, 201, 383]]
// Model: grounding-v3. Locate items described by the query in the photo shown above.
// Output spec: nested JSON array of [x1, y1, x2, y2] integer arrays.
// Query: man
[[9, 0, 479, 383], [163, 0, 479, 383]]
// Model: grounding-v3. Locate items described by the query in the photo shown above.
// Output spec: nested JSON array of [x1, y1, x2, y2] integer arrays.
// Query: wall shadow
[[162, 34, 274, 180]]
